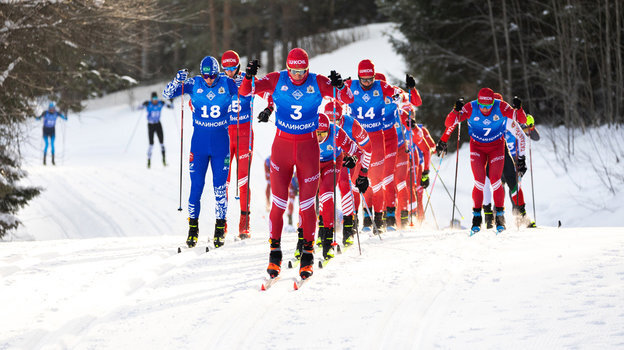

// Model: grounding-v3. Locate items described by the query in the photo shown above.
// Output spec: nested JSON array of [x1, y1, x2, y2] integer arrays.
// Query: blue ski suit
[[163, 75, 238, 220]]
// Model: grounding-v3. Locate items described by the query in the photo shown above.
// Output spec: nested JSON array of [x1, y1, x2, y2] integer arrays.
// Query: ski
[[293, 276, 311, 290], [260, 276, 281, 291], [469, 227, 480, 237], [177, 245, 210, 254], [287, 257, 300, 269]]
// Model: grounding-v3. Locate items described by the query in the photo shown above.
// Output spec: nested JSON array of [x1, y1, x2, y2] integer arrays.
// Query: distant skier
[[139, 92, 173, 168], [240, 48, 353, 280], [163, 56, 238, 249], [36, 102, 67, 166], [436, 88, 527, 234]]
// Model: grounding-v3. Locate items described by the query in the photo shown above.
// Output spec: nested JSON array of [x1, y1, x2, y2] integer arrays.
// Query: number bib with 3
[[272, 71, 322, 134]]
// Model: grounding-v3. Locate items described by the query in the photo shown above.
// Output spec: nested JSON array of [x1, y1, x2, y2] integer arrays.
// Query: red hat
[[478, 88, 495, 105], [286, 48, 309, 70], [221, 50, 240, 68], [358, 59, 375, 78], [493, 92, 503, 101], [374, 72, 386, 81], [324, 100, 343, 121], [317, 113, 330, 132]]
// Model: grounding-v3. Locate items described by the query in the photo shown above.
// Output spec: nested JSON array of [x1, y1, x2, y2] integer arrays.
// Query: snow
[[2, 23, 624, 349]]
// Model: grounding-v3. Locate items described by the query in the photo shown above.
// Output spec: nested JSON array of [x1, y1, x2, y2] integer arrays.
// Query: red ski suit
[[440, 101, 526, 209], [240, 73, 353, 242]]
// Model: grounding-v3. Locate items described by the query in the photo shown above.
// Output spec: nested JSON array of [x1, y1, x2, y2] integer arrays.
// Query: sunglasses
[[289, 68, 307, 75], [202, 73, 218, 80], [223, 66, 238, 71], [478, 103, 494, 110], [316, 130, 328, 136], [360, 77, 374, 83]]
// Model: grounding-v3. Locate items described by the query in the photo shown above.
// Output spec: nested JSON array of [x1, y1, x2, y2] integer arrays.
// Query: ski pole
[[528, 132, 536, 224], [394, 97, 414, 227], [421, 186, 440, 230], [450, 122, 461, 228], [428, 161, 464, 219], [423, 155, 444, 218], [177, 83, 185, 211], [331, 86, 338, 249], [235, 89, 240, 200], [244, 76, 255, 232], [124, 113, 142, 153]]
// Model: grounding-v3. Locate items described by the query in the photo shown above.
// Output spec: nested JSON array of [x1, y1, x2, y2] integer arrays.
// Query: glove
[[329, 70, 344, 89], [408, 118, 417, 128], [257, 106, 273, 123], [142, 101, 149, 107], [175, 69, 188, 83], [516, 156, 527, 177], [512, 96, 522, 109], [406, 74, 416, 89], [454, 97, 465, 112], [342, 155, 357, 169], [436, 140, 447, 157], [526, 114, 535, 127], [421, 170, 430, 189], [355, 175, 369, 194], [245, 59, 260, 79]]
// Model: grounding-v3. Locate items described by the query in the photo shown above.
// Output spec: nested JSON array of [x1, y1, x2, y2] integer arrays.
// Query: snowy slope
[[2, 23, 624, 349]]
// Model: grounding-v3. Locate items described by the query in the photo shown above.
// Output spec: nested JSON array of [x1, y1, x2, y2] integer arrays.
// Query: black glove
[[406, 74, 416, 89], [329, 70, 344, 89], [342, 155, 357, 169], [245, 59, 260, 79], [142, 101, 149, 107], [516, 156, 527, 177], [512, 96, 522, 109], [436, 140, 447, 157], [454, 97, 465, 112], [421, 170, 430, 189], [257, 106, 273, 122], [408, 118, 417, 128], [355, 175, 369, 193]]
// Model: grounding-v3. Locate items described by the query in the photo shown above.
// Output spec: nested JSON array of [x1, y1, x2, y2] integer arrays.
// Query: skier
[[163, 56, 238, 248], [139, 92, 173, 168], [324, 100, 371, 247], [240, 48, 353, 280], [315, 113, 369, 260], [436, 88, 527, 234], [482, 93, 536, 228], [36, 102, 67, 166], [344, 60, 420, 234], [221, 50, 274, 239]]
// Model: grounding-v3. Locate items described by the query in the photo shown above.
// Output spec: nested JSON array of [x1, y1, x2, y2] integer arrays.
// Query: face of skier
[[478, 103, 494, 116], [223, 66, 238, 79], [151, 96, 158, 104], [316, 129, 328, 143], [288, 68, 308, 82], [203, 74, 217, 86], [359, 76, 374, 89]]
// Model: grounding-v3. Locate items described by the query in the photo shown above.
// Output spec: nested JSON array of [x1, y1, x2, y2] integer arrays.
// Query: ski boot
[[373, 212, 385, 235], [43, 153, 47, 166], [267, 238, 282, 278], [315, 215, 324, 247], [483, 204, 494, 229], [495, 207, 506, 233], [213, 219, 227, 248], [320, 227, 335, 261], [147, 158, 151, 169], [238, 211, 250, 240], [400, 210, 409, 227], [299, 239, 314, 280], [162, 150, 167, 166], [385, 207, 397, 231], [51, 154, 55, 166], [186, 218, 199, 248], [362, 211, 372, 232], [294, 227, 304, 259], [470, 208, 482, 236], [342, 214, 355, 247]]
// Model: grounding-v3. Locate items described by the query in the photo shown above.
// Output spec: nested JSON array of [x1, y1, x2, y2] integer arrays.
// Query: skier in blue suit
[[139, 92, 173, 168], [163, 56, 238, 249], [36, 102, 67, 166]]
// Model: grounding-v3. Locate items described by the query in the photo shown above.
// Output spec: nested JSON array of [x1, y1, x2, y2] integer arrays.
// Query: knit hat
[[374, 72, 386, 81], [323, 100, 343, 121], [221, 50, 240, 69], [317, 113, 330, 132], [358, 59, 375, 78], [477, 88, 495, 106]]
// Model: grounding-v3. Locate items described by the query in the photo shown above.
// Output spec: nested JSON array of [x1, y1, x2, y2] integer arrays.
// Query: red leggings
[[470, 138, 506, 209], [269, 131, 320, 242], [318, 154, 343, 228], [383, 128, 398, 208], [227, 125, 254, 212], [363, 130, 386, 213]]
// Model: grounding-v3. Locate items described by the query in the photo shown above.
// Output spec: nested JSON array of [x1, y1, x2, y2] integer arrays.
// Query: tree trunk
[[209, 0, 218, 54], [267, 0, 276, 72], [486, 0, 505, 93], [223, 0, 231, 52], [501, 0, 512, 98]]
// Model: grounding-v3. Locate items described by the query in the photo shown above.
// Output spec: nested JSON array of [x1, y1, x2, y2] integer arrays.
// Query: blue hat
[[48, 102, 56, 109], [200, 56, 219, 79]]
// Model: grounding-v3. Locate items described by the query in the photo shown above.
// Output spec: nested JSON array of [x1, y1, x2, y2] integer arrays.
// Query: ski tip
[[177, 247, 182, 254], [261, 284, 266, 291], [205, 246, 210, 253], [293, 281, 299, 290], [318, 260, 323, 268], [287, 260, 293, 269], [336, 245, 342, 254]]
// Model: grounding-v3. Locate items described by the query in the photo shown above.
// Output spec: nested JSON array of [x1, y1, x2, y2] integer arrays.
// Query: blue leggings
[[188, 152, 230, 220], [43, 127, 56, 155]]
